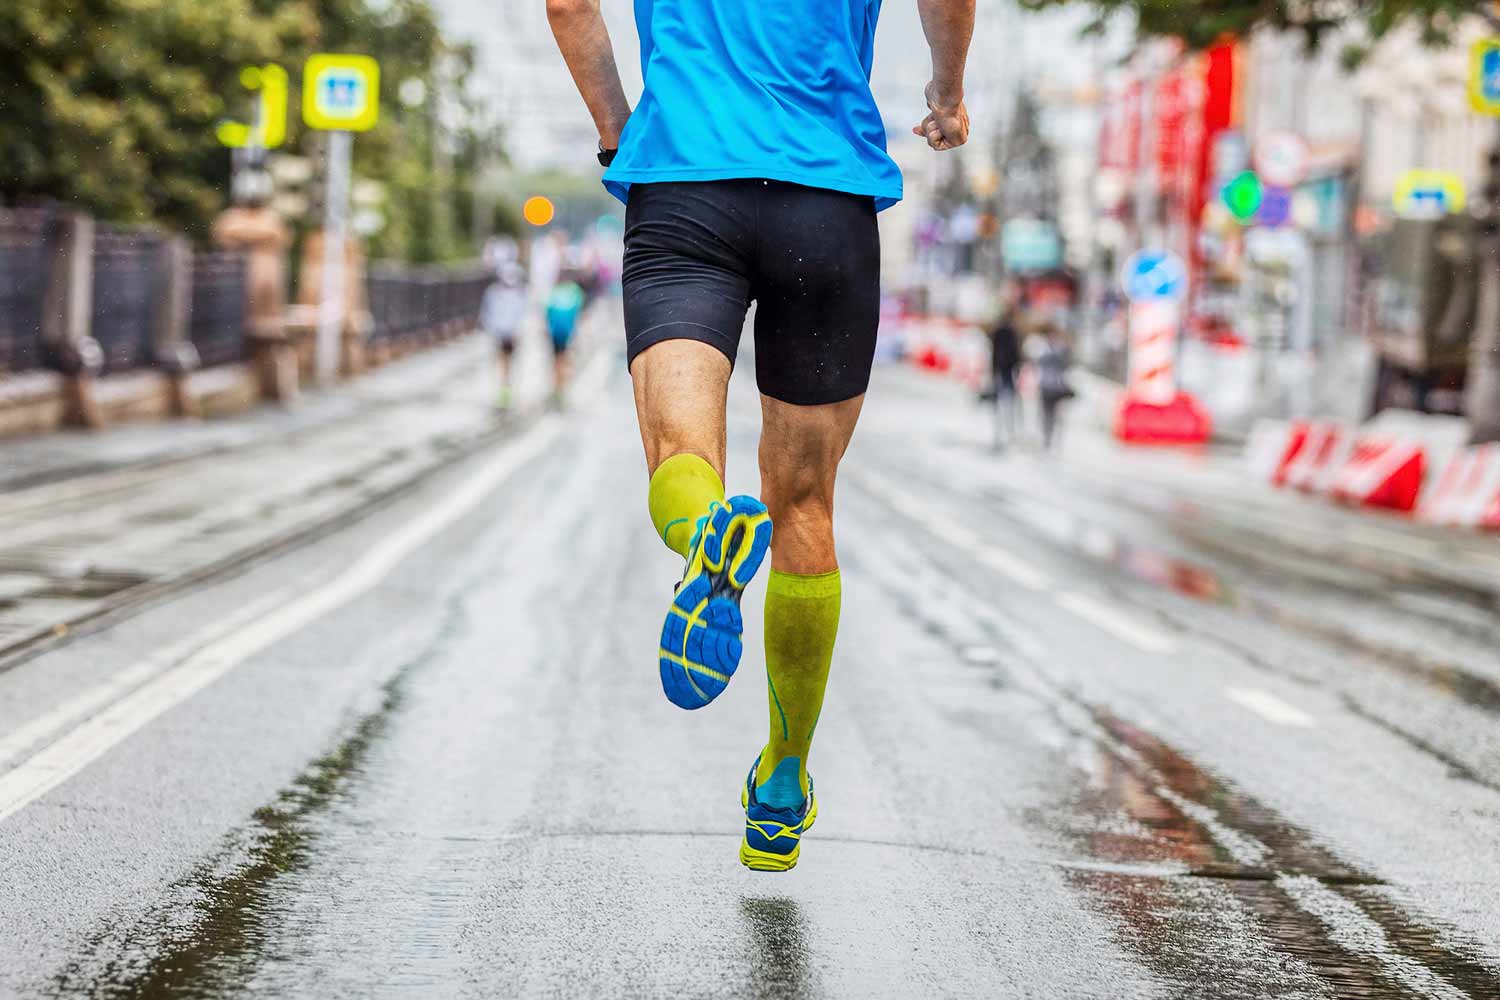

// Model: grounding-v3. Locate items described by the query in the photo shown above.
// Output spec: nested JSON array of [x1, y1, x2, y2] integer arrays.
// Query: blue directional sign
[[1119, 249, 1187, 302], [1471, 39, 1500, 115]]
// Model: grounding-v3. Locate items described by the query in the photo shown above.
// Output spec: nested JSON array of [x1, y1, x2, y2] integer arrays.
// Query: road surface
[[3, 345, 1500, 998]]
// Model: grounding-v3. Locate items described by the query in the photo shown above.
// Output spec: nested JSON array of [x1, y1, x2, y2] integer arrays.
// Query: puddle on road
[[51, 676, 403, 998], [738, 897, 819, 1000], [859, 549, 1500, 998], [47, 595, 468, 999], [968, 478, 1500, 729], [1053, 706, 1500, 999]]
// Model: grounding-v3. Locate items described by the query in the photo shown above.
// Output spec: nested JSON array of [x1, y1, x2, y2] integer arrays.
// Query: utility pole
[[1467, 7, 1500, 442]]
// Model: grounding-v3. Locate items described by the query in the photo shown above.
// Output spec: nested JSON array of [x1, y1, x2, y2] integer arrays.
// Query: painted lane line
[[973, 546, 1052, 591], [1053, 591, 1177, 654], [855, 468, 1179, 652], [0, 418, 561, 825], [0, 590, 290, 771], [853, 470, 1052, 590], [1226, 687, 1316, 728]]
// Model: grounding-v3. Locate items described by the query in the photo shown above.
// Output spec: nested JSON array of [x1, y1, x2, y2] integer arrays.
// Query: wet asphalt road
[[3, 352, 1500, 998]]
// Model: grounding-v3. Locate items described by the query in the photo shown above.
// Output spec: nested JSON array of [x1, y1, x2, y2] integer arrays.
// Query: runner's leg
[[753, 394, 862, 807], [633, 340, 731, 556]]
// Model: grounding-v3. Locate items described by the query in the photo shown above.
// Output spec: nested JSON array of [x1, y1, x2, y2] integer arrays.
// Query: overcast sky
[[433, 1, 1116, 171]]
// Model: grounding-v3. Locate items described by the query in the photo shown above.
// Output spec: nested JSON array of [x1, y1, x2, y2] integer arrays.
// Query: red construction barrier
[[1115, 391, 1213, 444], [1281, 421, 1354, 494], [1328, 434, 1426, 512], [1419, 444, 1500, 528]]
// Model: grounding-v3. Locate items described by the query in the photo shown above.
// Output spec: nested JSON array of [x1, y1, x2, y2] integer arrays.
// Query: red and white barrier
[[1280, 421, 1355, 494], [1245, 419, 1310, 486], [1328, 434, 1426, 512], [1419, 444, 1500, 528]]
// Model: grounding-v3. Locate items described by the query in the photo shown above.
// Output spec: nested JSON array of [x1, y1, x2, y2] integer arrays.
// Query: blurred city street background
[[4, 0, 1500, 997]]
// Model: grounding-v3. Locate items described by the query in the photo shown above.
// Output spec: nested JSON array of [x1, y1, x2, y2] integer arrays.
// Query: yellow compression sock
[[647, 453, 726, 559], [756, 569, 841, 809]]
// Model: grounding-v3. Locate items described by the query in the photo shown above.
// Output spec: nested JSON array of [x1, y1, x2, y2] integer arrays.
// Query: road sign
[[1255, 186, 1292, 228], [1255, 131, 1310, 189], [217, 64, 288, 150], [1119, 249, 1187, 302], [303, 54, 380, 132], [1471, 39, 1500, 115], [1393, 170, 1466, 218]]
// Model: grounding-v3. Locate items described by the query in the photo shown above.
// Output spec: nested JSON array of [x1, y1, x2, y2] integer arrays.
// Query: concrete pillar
[[41, 212, 104, 428], [154, 236, 201, 418]]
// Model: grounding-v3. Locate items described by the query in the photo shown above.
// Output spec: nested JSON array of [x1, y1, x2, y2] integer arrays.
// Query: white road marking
[[0, 418, 561, 825], [855, 469, 1180, 653], [0, 591, 289, 770], [854, 470, 1051, 590], [1053, 591, 1177, 654], [1226, 687, 1316, 728]]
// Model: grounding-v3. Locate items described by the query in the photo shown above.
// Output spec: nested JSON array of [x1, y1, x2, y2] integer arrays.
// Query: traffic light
[[523, 196, 556, 227], [1222, 170, 1263, 223]]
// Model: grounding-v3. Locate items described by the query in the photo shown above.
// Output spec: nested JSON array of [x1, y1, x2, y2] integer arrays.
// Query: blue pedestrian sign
[[1472, 40, 1500, 115], [1119, 249, 1187, 302]]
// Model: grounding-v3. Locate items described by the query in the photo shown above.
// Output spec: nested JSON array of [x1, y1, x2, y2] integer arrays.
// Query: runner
[[544, 271, 586, 404], [480, 263, 528, 411], [549, 0, 973, 871]]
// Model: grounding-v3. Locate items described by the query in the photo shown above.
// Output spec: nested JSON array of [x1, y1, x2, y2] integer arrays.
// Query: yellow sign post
[[302, 54, 381, 132], [1470, 39, 1500, 115], [216, 64, 289, 149]]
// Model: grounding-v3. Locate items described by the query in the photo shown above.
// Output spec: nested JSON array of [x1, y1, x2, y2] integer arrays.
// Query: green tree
[[0, 0, 502, 260], [1017, 0, 1488, 50]]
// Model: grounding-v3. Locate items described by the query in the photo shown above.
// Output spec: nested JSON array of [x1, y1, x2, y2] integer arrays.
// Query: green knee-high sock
[[647, 453, 725, 559], [756, 569, 841, 809]]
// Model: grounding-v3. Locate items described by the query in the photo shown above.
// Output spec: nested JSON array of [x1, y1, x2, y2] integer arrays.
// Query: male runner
[[548, 0, 973, 871]]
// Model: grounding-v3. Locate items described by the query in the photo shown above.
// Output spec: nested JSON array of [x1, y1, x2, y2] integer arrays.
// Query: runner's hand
[[912, 82, 969, 151]]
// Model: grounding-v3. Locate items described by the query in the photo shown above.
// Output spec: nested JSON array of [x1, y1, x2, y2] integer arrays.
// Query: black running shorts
[[622, 179, 880, 406]]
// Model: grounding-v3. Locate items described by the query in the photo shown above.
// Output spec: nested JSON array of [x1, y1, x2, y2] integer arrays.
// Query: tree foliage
[[0, 0, 500, 259], [1017, 0, 1491, 51]]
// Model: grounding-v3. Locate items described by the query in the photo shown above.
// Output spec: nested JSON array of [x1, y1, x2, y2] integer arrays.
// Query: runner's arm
[[546, 0, 633, 149], [913, 0, 974, 150]]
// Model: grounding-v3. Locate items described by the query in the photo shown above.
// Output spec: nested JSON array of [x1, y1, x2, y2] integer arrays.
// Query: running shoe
[[658, 495, 772, 709], [739, 756, 817, 872]]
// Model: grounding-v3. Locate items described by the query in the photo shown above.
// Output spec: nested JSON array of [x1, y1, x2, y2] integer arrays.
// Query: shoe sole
[[739, 788, 817, 873], [658, 496, 772, 710]]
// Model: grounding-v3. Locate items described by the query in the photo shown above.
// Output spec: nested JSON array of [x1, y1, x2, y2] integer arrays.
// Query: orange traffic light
[[523, 196, 556, 227]]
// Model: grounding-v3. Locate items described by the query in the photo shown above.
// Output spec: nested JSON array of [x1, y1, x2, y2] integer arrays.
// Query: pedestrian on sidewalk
[[549, 0, 974, 872], [1031, 323, 1075, 452], [987, 306, 1022, 451], [481, 263, 528, 411]]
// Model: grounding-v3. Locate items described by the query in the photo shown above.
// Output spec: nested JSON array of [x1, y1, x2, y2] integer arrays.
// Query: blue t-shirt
[[604, 0, 902, 211]]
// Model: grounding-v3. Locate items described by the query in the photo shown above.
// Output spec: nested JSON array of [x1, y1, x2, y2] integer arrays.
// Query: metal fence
[[367, 263, 488, 344], [0, 208, 52, 374], [91, 225, 166, 375], [190, 253, 248, 367]]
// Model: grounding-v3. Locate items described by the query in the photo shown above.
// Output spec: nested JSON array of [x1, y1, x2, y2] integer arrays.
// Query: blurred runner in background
[[544, 272, 586, 405], [480, 263, 528, 411]]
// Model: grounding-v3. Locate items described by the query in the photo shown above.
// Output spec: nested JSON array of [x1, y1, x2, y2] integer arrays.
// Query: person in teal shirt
[[545, 276, 586, 404], [549, 0, 975, 872]]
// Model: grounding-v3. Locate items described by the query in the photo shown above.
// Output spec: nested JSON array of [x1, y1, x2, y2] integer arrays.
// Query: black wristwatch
[[597, 143, 618, 168]]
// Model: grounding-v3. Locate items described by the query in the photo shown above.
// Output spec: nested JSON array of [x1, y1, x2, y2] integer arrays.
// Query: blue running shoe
[[739, 756, 818, 872], [659, 495, 772, 709]]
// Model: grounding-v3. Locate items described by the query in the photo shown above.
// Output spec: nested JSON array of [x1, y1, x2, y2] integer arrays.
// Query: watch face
[[598, 147, 618, 168]]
